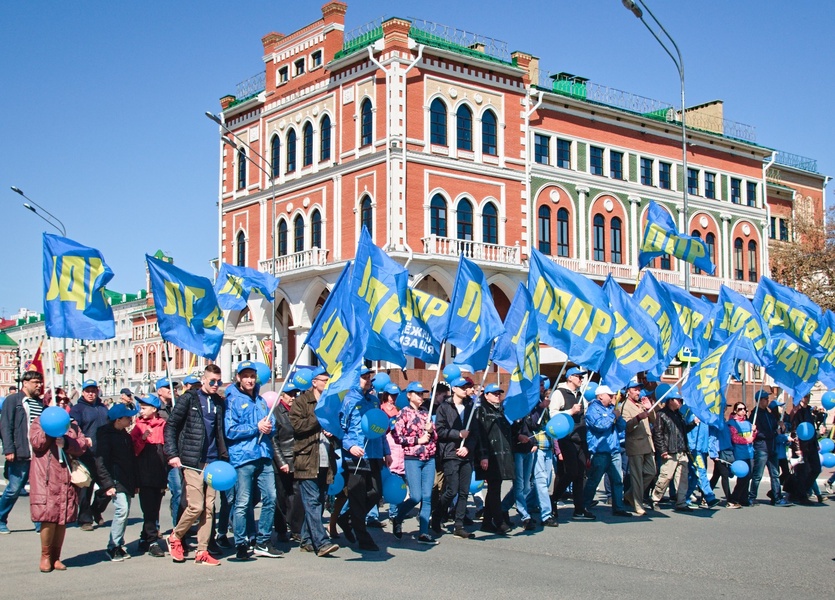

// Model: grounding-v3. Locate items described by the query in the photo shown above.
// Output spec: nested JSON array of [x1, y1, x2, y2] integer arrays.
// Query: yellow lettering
[[45, 256, 105, 310]]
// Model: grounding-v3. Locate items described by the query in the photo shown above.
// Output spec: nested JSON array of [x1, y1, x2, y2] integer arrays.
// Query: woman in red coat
[[29, 417, 88, 573]]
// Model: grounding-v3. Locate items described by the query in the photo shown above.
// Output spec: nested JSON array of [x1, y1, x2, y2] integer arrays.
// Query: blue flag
[[214, 263, 280, 310], [753, 276, 822, 346], [682, 331, 742, 426], [493, 284, 540, 422], [817, 311, 835, 389], [445, 256, 505, 371], [146, 255, 224, 359], [767, 332, 823, 403], [400, 289, 448, 364], [309, 263, 368, 438], [598, 275, 664, 389], [43, 234, 115, 340], [528, 248, 614, 371], [633, 272, 687, 371], [350, 228, 409, 366], [711, 285, 770, 367], [659, 281, 713, 360], [638, 201, 715, 274]]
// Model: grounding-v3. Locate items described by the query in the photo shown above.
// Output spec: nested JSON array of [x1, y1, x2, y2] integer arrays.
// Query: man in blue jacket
[[582, 385, 631, 518], [224, 361, 281, 561]]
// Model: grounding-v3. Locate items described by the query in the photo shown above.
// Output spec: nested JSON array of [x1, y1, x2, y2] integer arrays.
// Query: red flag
[[53, 351, 65, 375], [27, 341, 44, 375]]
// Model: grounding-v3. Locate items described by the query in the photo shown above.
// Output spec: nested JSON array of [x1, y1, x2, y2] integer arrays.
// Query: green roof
[[0, 331, 18, 347]]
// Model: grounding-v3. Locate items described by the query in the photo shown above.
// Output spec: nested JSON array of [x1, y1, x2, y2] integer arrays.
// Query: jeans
[[217, 487, 233, 537], [168, 467, 183, 529], [583, 452, 625, 512], [108, 492, 131, 550], [529, 450, 553, 520], [233, 458, 276, 547], [396, 459, 435, 536], [0, 460, 30, 524], [687, 452, 715, 502], [749, 445, 781, 502], [298, 469, 329, 551], [513, 452, 535, 521]]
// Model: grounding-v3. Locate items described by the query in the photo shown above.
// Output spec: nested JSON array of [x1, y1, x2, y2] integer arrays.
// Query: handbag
[[69, 458, 92, 488]]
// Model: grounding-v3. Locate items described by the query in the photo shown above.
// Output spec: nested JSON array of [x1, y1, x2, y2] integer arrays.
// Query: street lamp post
[[205, 111, 280, 385], [621, 0, 690, 292]]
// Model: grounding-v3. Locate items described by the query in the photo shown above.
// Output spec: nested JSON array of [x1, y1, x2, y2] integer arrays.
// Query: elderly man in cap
[[224, 361, 281, 560], [583, 385, 631, 518], [70, 379, 111, 531], [620, 377, 657, 515], [749, 390, 790, 506], [508, 383, 538, 530], [119, 388, 134, 405], [650, 386, 698, 512], [156, 376, 184, 530], [551, 367, 592, 520]]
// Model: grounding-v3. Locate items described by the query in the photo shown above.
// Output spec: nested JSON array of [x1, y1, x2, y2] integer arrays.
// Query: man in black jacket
[[163, 365, 228, 566], [271, 381, 301, 543], [69, 379, 110, 531], [650, 388, 698, 512]]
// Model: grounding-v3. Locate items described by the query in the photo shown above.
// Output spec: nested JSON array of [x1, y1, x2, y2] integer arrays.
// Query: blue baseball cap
[[665, 386, 683, 400], [449, 377, 468, 389], [626, 377, 643, 389], [755, 390, 770, 401], [137, 395, 161, 409], [108, 403, 139, 421], [155, 377, 170, 390], [484, 383, 504, 394], [82, 379, 98, 390], [384, 382, 401, 395], [360, 366, 375, 376], [236, 361, 257, 374], [183, 374, 200, 385], [283, 382, 300, 394], [768, 400, 785, 409], [309, 366, 328, 379], [405, 381, 428, 394], [565, 367, 586, 378]]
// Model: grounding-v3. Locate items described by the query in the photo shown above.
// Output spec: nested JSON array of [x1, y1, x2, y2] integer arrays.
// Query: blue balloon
[[40, 406, 71, 438], [380, 466, 392, 482], [203, 461, 237, 492], [361, 408, 389, 439], [821, 453, 835, 469], [545, 413, 574, 440], [731, 460, 749, 478], [469, 472, 483, 494], [372, 373, 391, 393], [654, 384, 672, 402], [582, 382, 598, 401], [442, 365, 461, 381], [328, 472, 345, 496], [822, 391, 835, 411], [247, 361, 271, 385], [383, 474, 408, 504], [394, 391, 409, 410], [820, 438, 835, 454], [292, 368, 313, 391], [797, 422, 815, 441]]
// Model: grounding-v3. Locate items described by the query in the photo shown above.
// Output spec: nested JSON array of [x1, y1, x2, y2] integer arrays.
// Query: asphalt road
[[1, 477, 833, 600]]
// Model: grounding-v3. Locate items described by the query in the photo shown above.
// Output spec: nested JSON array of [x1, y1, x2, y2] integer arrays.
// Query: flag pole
[[459, 339, 498, 447], [164, 341, 178, 407], [646, 365, 692, 413], [47, 337, 57, 406], [424, 339, 447, 424], [750, 373, 766, 424]]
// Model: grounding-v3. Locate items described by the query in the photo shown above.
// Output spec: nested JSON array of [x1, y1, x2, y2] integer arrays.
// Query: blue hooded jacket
[[682, 407, 709, 454], [339, 386, 390, 460], [584, 399, 626, 454], [224, 383, 275, 468]]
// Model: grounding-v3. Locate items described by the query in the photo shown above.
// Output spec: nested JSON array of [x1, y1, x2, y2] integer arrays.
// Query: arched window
[[660, 254, 671, 270], [430, 99, 447, 146], [705, 232, 716, 276], [748, 240, 758, 282], [556, 208, 570, 257], [236, 231, 246, 267], [430, 194, 447, 237], [320, 115, 331, 162], [360, 196, 373, 233], [457, 199, 474, 241], [270, 135, 280, 178], [277, 220, 288, 257], [482, 203, 498, 245], [237, 149, 247, 189], [360, 99, 373, 147], [691, 230, 703, 275], [537, 205, 551, 254], [457, 105, 473, 151], [593, 214, 605, 262], [611, 217, 622, 264], [293, 215, 305, 253], [148, 348, 157, 373], [286, 130, 297, 173], [135, 350, 143, 374], [302, 122, 313, 167], [482, 110, 497, 156], [734, 238, 744, 280], [311, 209, 322, 249]]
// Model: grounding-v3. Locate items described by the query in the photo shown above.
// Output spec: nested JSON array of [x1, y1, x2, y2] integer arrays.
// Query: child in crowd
[[130, 395, 168, 557]]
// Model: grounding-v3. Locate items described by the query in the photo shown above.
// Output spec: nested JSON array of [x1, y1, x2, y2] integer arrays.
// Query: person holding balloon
[[28, 404, 89, 572], [748, 391, 790, 507], [726, 402, 756, 509]]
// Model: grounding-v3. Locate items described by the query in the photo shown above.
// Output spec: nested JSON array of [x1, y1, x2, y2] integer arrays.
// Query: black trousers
[[138, 487, 165, 542], [274, 469, 302, 536], [437, 458, 473, 528], [77, 453, 111, 525], [344, 459, 382, 544], [551, 439, 587, 513]]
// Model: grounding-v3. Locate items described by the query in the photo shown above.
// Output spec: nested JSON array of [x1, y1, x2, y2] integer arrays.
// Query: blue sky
[[2, 0, 831, 316]]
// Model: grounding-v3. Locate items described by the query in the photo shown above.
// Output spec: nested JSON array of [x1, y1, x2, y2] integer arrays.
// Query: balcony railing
[[422, 235, 521, 265], [259, 248, 329, 275]]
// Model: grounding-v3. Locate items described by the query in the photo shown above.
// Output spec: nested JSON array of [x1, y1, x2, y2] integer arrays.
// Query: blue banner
[[43, 234, 116, 340], [214, 263, 280, 311], [528, 248, 614, 371], [350, 228, 409, 366], [817, 310, 835, 389], [146, 255, 224, 359], [659, 281, 713, 360], [633, 271, 687, 371], [400, 288, 448, 364], [638, 201, 715, 274], [711, 285, 770, 367], [310, 263, 368, 437], [766, 332, 823, 404], [753, 276, 822, 346], [599, 275, 664, 389], [446, 256, 505, 371], [682, 331, 742, 426]]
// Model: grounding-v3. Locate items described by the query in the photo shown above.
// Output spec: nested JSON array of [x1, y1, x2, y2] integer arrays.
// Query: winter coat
[[131, 415, 168, 488], [653, 407, 695, 456], [28, 418, 88, 524], [434, 398, 479, 461], [289, 389, 335, 482], [392, 405, 437, 461], [224, 384, 274, 468], [95, 422, 138, 497], [475, 399, 514, 481], [585, 399, 626, 455], [164, 389, 228, 469], [510, 412, 536, 454], [271, 400, 295, 472], [69, 397, 109, 453], [622, 397, 656, 456], [0, 392, 44, 460]]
